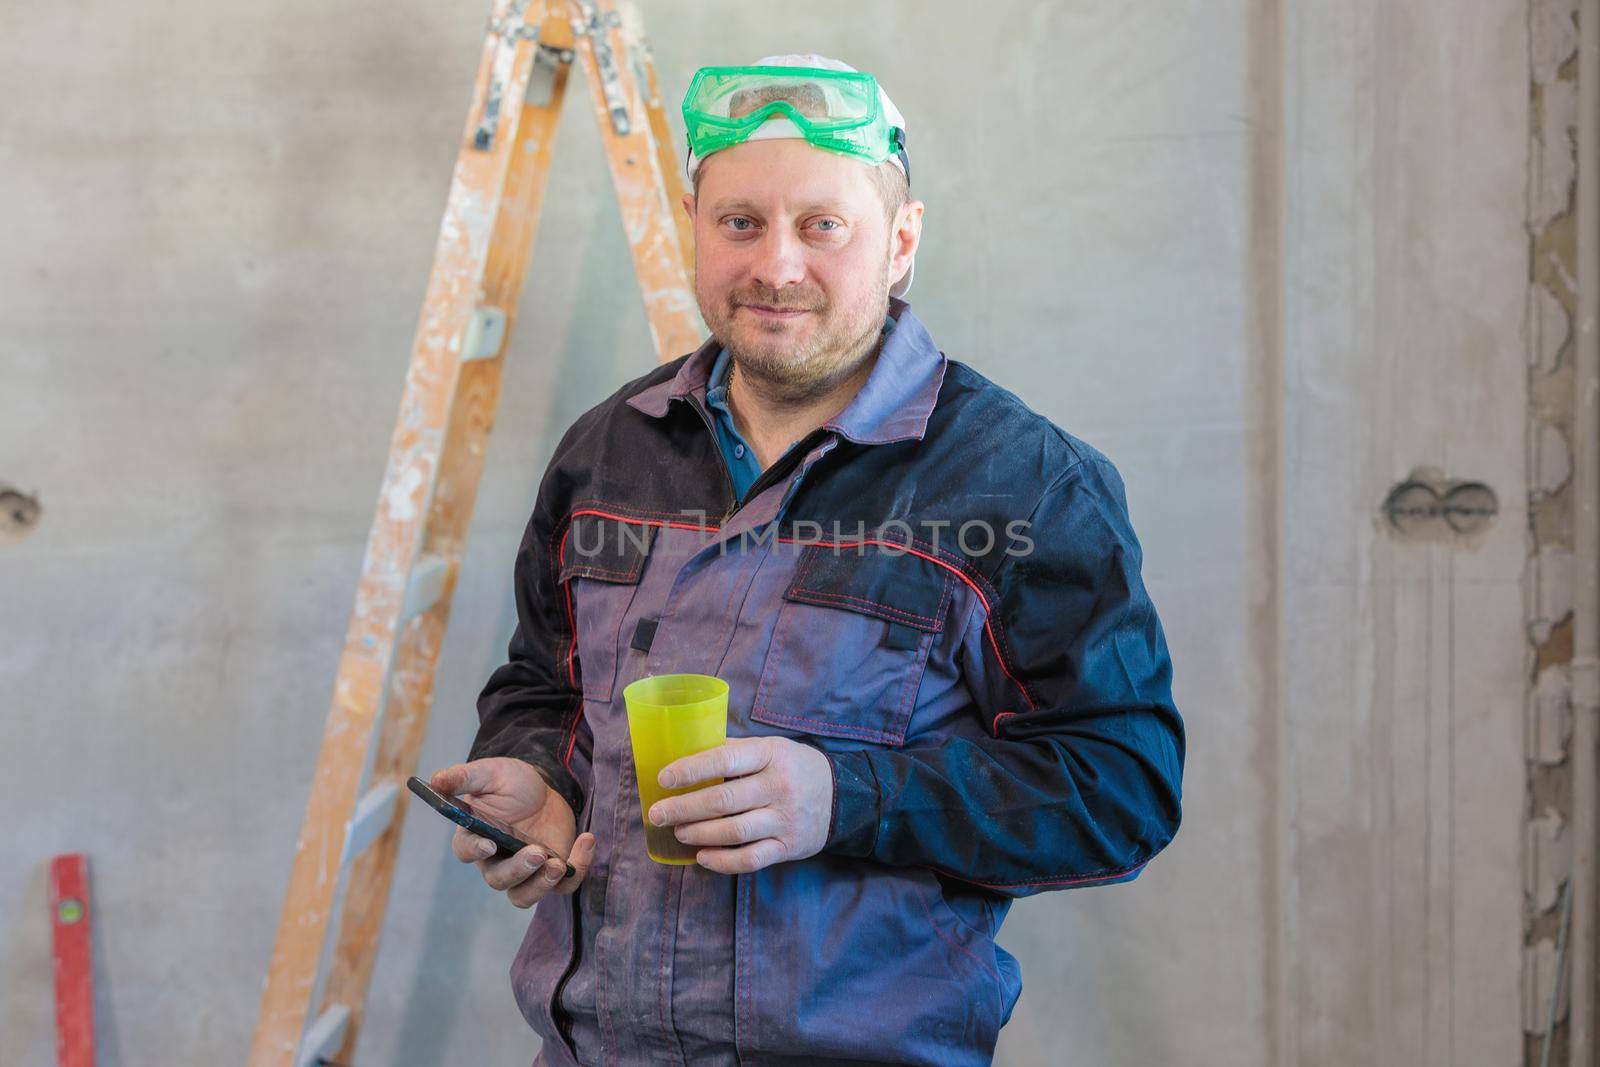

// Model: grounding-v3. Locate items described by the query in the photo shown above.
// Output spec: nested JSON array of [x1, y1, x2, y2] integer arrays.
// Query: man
[[429, 55, 1184, 1066]]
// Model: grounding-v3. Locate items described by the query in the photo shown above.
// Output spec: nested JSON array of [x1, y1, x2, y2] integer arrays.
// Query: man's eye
[[813, 219, 841, 232], [727, 217, 754, 231]]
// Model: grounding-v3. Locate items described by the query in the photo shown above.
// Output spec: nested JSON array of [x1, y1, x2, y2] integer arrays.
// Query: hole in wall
[[1380, 468, 1498, 542], [0, 485, 42, 542]]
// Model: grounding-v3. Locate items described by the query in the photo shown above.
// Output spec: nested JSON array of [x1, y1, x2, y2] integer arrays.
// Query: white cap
[[686, 54, 914, 298]]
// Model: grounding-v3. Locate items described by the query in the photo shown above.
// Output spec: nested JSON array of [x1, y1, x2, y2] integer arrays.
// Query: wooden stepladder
[[249, 2, 699, 1063]]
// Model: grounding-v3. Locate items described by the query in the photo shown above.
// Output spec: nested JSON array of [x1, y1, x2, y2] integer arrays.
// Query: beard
[[697, 257, 892, 402]]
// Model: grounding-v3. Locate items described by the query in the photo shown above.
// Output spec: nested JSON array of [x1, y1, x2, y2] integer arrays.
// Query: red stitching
[[752, 604, 798, 723], [558, 541, 647, 580], [914, 889, 998, 983], [891, 635, 923, 740], [777, 537, 1038, 714], [753, 547, 814, 723], [884, 577, 939, 742], [786, 543, 944, 627], [568, 499, 721, 531], [753, 709, 898, 744], [808, 530, 988, 583], [754, 548, 954, 744], [563, 515, 654, 581], [785, 587, 942, 629], [554, 523, 579, 689], [794, 539, 823, 587], [990, 710, 1017, 736], [891, 574, 949, 739], [555, 509, 659, 707], [549, 515, 585, 766], [562, 699, 585, 768]]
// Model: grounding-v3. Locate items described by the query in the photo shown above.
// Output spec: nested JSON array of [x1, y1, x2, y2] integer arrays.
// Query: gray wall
[[0, 1, 1530, 1064]]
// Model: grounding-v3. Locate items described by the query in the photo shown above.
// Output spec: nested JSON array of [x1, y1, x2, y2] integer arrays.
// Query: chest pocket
[[557, 514, 656, 705], [751, 543, 955, 746]]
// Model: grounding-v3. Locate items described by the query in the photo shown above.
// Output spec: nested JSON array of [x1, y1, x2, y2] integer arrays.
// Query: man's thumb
[[430, 761, 490, 798]]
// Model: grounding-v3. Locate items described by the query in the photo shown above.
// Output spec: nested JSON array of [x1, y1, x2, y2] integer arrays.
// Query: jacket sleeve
[[468, 467, 589, 819], [821, 454, 1185, 897]]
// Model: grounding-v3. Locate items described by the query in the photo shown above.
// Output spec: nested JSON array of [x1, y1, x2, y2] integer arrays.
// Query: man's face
[[684, 138, 904, 398]]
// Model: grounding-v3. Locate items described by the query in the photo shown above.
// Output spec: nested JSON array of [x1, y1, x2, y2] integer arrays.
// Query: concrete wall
[[0, 1, 1530, 1064]]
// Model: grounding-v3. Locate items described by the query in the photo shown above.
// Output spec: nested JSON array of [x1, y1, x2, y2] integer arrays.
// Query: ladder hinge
[[474, 1, 541, 151], [575, 1, 631, 134]]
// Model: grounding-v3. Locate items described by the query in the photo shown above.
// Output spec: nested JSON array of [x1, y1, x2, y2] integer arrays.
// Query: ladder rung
[[342, 782, 401, 866], [297, 1003, 349, 1067], [402, 555, 449, 620]]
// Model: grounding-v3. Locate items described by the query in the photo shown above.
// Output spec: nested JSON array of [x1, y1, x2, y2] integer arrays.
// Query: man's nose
[[749, 228, 806, 292]]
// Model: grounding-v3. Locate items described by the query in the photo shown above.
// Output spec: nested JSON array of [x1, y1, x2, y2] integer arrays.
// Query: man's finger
[[672, 807, 783, 847], [507, 835, 594, 908], [694, 837, 787, 875], [479, 844, 550, 892], [659, 737, 770, 790], [550, 833, 597, 896], [648, 774, 769, 828], [508, 854, 571, 908], [450, 826, 498, 863]]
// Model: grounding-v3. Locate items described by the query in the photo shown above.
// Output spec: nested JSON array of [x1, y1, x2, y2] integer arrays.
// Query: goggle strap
[[892, 127, 910, 187]]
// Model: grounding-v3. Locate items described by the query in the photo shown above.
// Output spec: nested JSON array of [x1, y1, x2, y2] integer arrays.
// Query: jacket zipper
[[741, 428, 827, 507], [548, 796, 597, 1052]]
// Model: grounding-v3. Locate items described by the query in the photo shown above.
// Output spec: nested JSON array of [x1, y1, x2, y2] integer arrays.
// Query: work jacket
[[471, 297, 1185, 1066]]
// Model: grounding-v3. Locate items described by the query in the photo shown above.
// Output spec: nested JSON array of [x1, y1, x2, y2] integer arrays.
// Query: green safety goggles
[[682, 65, 908, 175]]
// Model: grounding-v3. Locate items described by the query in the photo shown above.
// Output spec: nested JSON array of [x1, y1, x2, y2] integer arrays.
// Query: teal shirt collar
[[704, 315, 899, 501]]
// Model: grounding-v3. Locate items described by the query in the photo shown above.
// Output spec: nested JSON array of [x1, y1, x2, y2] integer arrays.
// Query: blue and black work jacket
[[471, 296, 1186, 1066]]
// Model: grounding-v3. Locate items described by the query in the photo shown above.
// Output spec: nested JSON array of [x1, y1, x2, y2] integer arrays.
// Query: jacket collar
[[624, 297, 946, 446]]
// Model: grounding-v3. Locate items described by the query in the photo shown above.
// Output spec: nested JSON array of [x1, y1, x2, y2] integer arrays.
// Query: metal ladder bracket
[[475, 1, 542, 151], [402, 555, 449, 620], [460, 307, 508, 363], [574, 1, 631, 134], [297, 1004, 350, 1067], [528, 43, 575, 108], [341, 782, 402, 866]]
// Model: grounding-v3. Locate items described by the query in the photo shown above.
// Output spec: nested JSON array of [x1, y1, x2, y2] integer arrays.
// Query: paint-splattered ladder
[[247, 3, 697, 1063]]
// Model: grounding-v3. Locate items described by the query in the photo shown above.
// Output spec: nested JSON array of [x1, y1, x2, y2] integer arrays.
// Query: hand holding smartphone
[[406, 776, 576, 879]]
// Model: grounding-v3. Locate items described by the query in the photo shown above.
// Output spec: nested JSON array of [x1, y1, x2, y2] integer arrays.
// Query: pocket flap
[[557, 515, 656, 585], [784, 543, 952, 633]]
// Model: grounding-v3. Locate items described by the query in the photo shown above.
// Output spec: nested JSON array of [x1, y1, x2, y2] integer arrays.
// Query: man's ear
[[889, 199, 924, 285], [680, 192, 696, 223]]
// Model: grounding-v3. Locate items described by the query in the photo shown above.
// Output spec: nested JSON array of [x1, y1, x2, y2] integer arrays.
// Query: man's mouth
[[738, 303, 812, 320]]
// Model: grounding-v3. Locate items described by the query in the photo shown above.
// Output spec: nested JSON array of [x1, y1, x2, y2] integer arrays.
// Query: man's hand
[[429, 757, 597, 909], [648, 736, 833, 874]]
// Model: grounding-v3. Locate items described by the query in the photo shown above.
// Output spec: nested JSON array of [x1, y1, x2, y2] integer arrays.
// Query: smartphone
[[406, 776, 575, 879]]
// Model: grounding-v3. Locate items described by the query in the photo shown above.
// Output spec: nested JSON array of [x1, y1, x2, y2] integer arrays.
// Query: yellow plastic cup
[[623, 673, 730, 864]]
